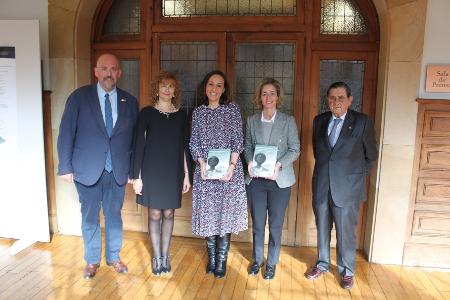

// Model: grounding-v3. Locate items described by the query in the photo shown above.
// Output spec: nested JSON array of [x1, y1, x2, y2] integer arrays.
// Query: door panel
[[93, 50, 148, 232], [153, 32, 226, 238], [298, 51, 377, 247], [229, 33, 304, 245]]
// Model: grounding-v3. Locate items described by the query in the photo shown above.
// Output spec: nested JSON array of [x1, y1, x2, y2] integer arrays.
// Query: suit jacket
[[244, 111, 300, 188], [57, 84, 139, 186], [312, 109, 378, 207]]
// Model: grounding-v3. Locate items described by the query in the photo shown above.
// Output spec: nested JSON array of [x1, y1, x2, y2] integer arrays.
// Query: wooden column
[[43, 90, 57, 233]]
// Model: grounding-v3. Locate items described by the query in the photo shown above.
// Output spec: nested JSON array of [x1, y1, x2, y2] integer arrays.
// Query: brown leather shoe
[[83, 263, 99, 279], [305, 266, 328, 280], [341, 275, 354, 289], [107, 260, 128, 274]]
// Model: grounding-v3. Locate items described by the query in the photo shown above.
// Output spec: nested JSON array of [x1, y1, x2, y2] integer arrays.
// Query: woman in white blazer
[[244, 78, 300, 279]]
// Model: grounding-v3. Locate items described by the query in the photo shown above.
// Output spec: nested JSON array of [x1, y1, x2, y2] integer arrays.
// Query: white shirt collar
[[97, 82, 117, 98], [331, 111, 347, 121], [261, 110, 277, 123]]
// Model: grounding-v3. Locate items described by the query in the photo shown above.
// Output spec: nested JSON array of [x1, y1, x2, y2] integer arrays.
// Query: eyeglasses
[[96, 66, 119, 73], [327, 95, 349, 102]]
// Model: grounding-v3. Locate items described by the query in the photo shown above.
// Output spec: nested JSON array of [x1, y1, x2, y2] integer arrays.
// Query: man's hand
[[59, 173, 74, 183], [133, 179, 143, 195]]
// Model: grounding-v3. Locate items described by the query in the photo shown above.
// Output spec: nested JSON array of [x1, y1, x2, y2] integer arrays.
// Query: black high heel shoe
[[152, 257, 162, 275], [161, 256, 171, 273]]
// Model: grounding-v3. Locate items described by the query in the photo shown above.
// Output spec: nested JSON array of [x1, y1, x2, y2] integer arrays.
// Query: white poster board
[[0, 20, 49, 249]]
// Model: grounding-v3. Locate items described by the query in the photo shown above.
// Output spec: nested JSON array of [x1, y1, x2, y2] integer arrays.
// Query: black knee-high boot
[[206, 235, 217, 274], [215, 233, 231, 278]]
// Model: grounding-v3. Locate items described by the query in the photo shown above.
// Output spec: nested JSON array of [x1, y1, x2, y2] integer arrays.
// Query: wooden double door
[[96, 32, 377, 247]]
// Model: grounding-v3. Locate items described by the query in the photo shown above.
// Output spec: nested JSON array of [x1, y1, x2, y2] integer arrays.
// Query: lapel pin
[[348, 126, 352, 130], [121, 98, 126, 102]]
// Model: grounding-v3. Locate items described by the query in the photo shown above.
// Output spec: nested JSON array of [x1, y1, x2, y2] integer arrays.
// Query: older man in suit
[[305, 82, 378, 289], [57, 53, 138, 279]]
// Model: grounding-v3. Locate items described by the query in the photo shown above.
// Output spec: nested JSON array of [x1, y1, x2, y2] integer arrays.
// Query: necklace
[[155, 103, 176, 119]]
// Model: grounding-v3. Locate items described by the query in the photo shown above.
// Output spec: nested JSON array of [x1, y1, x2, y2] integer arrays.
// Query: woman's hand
[[198, 159, 207, 180], [220, 164, 235, 182], [247, 161, 257, 178], [182, 173, 191, 193], [133, 178, 143, 195], [266, 162, 281, 181]]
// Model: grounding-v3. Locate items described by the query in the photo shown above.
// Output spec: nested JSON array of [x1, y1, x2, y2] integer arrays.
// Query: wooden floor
[[0, 232, 449, 300]]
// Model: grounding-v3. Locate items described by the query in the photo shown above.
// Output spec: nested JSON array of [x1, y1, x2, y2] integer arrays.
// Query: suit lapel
[[333, 110, 355, 151], [89, 85, 109, 137], [321, 112, 332, 151], [268, 112, 285, 146], [254, 112, 264, 144], [112, 88, 127, 136]]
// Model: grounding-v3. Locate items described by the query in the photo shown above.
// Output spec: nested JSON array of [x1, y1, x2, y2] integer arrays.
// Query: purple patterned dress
[[190, 102, 248, 237]]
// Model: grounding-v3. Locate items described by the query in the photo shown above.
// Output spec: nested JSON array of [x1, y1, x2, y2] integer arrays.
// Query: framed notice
[[425, 65, 450, 92], [0, 47, 16, 148]]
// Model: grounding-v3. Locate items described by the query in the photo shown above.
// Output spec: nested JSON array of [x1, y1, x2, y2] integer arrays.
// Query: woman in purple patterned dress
[[190, 70, 248, 278]]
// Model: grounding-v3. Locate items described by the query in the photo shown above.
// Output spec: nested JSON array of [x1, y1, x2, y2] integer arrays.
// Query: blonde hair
[[252, 78, 284, 109], [150, 70, 181, 108]]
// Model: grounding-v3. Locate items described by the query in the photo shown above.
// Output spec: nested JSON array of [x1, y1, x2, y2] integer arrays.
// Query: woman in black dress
[[131, 71, 191, 275]]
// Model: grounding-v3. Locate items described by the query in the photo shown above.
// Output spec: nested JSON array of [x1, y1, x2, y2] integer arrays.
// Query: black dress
[[131, 107, 190, 209]]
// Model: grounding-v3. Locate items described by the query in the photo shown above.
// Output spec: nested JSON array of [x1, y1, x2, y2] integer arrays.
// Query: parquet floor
[[0, 231, 449, 299]]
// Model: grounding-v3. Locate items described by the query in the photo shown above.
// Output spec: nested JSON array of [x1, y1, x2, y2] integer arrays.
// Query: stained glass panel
[[117, 59, 140, 98], [320, 0, 367, 35], [162, 0, 296, 17], [160, 42, 217, 111], [319, 60, 365, 113], [103, 0, 140, 35], [235, 43, 295, 124]]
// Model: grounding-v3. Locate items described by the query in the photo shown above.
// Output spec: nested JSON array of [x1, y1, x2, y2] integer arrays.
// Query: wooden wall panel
[[404, 99, 450, 267], [424, 111, 450, 137], [416, 178, 450, 204]]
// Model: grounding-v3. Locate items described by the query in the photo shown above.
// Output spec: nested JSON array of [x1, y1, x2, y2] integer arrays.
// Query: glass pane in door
[[117, 59, 140, 98], [319, 59, 365, 113], [235, 43, 295, 124], [160, 42, 217, 112]]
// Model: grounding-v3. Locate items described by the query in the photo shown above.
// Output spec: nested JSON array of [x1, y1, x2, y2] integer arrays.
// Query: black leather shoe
[[263, 264, 276, 280], [247, 261, 264, 275]]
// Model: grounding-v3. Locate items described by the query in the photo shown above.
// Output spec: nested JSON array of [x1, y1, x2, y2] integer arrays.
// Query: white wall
[[0, 0, 50, 90], [419, 0, 450, 99], [0, 20, 49, 243]]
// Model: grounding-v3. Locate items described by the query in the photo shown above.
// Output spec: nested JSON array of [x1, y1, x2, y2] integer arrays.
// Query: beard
[[100, 77, 116, 92]]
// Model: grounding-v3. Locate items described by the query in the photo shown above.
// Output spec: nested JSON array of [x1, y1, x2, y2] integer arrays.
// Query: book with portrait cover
[[252, 145, 278, 177], [206, 148, 231, 179]]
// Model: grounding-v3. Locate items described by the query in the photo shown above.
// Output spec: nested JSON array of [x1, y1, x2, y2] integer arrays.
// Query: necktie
[[105, 93, 113, 172], [329, 118, 342, 147]]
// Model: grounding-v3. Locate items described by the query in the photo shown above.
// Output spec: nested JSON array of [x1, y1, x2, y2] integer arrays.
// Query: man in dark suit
[[57, 53, 138, 279], [305, 82, 378, 289]]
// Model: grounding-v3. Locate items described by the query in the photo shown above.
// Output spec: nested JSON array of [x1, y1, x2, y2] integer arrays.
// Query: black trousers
[[246, 178, 291, 266]]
